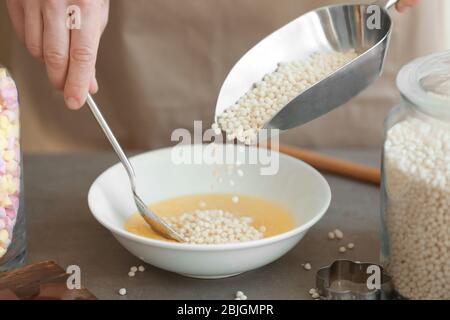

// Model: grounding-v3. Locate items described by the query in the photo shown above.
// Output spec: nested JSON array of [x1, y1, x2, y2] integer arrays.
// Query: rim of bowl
[[88, 145, 331, 252]]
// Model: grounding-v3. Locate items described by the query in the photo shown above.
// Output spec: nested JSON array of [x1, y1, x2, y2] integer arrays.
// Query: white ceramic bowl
[[88, 145, 331, 279]]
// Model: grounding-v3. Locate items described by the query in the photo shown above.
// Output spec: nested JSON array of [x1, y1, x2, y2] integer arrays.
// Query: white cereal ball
[[334, 229, 344, 240], [236, 291, 244, 297], [130, 266, 138, 273], [138, 265, 145, 272], [328, 231, 335, 240], [166, 209, 264, 245], [303, 263, 312, 271], [118, 288, 127, 296], [339, 246, 347, 253], [347, 243, 355, 250], [309, 288, 317, 295], [214, 50, 357, 144], [128, 272, 135, 277]]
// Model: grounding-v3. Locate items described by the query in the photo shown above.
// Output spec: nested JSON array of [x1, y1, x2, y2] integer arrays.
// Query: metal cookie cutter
[[316, 260, 393, 300]]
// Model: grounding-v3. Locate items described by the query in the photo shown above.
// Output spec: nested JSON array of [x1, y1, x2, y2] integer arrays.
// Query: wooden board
[[0, 261, 96, 300]]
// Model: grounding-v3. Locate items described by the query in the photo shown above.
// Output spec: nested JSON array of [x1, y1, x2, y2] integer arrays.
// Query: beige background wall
[[0, 0, 448, 152], [0, 4, 11, 70]]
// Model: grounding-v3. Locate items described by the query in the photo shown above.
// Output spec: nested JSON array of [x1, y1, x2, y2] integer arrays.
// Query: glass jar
[[381, 51, 450, 300], [0, 66, 25, 272]]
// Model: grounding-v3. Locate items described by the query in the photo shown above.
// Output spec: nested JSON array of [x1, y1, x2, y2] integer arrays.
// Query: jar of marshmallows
[[0, 65, 25, 272], [381, 51, 450, 299]]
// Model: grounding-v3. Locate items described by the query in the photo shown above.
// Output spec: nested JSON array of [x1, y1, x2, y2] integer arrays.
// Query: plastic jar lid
[[397, 51, 450, 120]]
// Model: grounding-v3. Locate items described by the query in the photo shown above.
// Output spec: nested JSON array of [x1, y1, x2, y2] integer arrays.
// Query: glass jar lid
[[397, 51, 450, 120]]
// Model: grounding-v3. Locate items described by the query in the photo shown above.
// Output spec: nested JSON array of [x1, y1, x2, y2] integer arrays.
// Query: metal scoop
[[86, 94, 184, 242], [215, 0, 397, 132]]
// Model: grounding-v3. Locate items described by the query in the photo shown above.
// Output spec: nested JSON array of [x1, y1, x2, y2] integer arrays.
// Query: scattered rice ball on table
[[308, 288, 320, 299], [334, 229, 344, 240], [163, 210, 265, 244], [303, 263, 312, 271], [384, 117, 450, 299], [213, 50, 357, 144], [235, 291, 247, 300]]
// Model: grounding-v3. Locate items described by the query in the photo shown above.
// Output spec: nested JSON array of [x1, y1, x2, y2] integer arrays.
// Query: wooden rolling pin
[[268, 144, 381, 185]]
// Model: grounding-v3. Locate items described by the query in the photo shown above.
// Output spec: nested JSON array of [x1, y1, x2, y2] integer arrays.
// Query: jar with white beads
[[0, 65, 25, 272], [381, 51, 450, 300]]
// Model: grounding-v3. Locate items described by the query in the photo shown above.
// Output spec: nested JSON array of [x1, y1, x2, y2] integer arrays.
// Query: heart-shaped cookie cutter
[[316, 260, 393, 300]]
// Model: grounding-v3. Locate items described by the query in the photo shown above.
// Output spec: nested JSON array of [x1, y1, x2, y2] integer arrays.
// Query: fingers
[[396, 0, 419, 12], [90, 70, 98, 94], [7, 0, 107, 109], [100, 0, 110, 33], [6, 0, 25, 43], [42, 2, 70, 91], [23, 0, 44, 60], [64, 2, 103, 109]]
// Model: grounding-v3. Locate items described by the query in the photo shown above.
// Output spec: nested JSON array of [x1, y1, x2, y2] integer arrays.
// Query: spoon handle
[[86, 94, 137, 190], [86, 94, 183, 242]]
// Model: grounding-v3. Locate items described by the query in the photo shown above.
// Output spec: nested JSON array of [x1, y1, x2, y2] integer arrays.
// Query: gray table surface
[[23, 149, 382, 300]]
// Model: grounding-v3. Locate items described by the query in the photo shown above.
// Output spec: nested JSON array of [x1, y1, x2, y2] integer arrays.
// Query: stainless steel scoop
[[215, 0, 397, 132], [86, 94, 184, 242]]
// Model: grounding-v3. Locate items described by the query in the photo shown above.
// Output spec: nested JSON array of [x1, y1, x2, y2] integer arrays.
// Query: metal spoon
[[86, 94, 184, 242], [215, 0, 397, 132]]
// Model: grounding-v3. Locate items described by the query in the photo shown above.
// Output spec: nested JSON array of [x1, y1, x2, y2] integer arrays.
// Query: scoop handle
[[373, 0, 398, 10]]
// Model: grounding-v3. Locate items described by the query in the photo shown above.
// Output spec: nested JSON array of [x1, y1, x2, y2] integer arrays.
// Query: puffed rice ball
[[163, 209, 265, 244], [213, 50, 357, 144]]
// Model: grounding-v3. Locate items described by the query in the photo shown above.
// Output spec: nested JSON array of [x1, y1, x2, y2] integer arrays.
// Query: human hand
[[396, 0, 419, 12], [6, 0, 109, 109]]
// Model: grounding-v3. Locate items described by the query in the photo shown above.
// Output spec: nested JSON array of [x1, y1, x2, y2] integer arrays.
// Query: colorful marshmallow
[[0, 67, 20, 260]]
